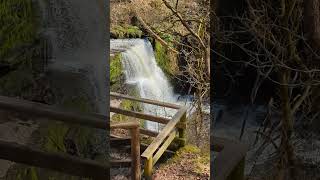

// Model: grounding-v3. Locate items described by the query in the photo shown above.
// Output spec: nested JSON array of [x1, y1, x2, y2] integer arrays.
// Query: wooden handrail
[[111, 121, 140, 129], [0, 95, 108, 129], [0, 95, 111, 179], [211, 137, 249, 180], [110, 106, 186, 129], [141, 107, 187, 179], [141, 107, 187, 159], [110, 92, 181, 109], [111, 106, 171, 123], [0, 140, 109, 179]]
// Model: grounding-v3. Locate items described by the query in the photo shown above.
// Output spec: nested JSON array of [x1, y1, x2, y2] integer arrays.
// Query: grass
[[15, 167, 38, 180], [165, 145, 209, 170]]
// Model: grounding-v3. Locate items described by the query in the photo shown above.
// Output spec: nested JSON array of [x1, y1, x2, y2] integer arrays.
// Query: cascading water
[[111, 39, 180, 132]]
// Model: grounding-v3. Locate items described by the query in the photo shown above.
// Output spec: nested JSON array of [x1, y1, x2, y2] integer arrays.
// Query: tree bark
[[304, 0, 320, 53]]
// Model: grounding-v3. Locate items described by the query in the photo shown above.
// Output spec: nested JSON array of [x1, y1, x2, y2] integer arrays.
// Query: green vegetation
[[111, 25, 143, 38], [160, 145, 210, 174], [154, 40, 178, 80], [110, 53, 124, 92], [0, 0, 38, 61], [44, 122, 68, 153], [0, 0, 45, 97], [15, 167, 38, 180], [110, 54, 123, 84], [36, 96, 96, 179]]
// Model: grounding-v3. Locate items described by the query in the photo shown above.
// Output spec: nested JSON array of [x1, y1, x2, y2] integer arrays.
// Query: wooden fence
[[110, 92, 187, 179], [0, 95, 109, 179], [110, 121, 141, 180], [211, 136, 249, 180]]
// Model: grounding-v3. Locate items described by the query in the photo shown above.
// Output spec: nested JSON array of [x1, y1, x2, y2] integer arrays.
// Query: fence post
[[144, 157, 153, 180], [178, 110, 187, 147], [131, 124, 141, 180]]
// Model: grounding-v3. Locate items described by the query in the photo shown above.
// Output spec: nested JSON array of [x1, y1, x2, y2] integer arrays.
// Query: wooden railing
[[211, 137, 249, 180], [0, 95, 109, 179], [110, 121, 141, 180], [110, 92, 187, 179]]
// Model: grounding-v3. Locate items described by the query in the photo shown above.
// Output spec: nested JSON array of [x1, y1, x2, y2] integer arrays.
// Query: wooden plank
[[111, 121, 139, 129], [110, 92, 181, 109], [211, 137, 249, 180], [140, 143, 175, 156], [152, 130, 176, 165], [177, 111, 187, 147], [141, 107, 187, 159], [110, 107, 186, 128], [131, 126, 141, 180], [110, 107, 170, 124], [0, 95, 108, 129], [143, 157, 153, 180], [0, 140, 109, 179]]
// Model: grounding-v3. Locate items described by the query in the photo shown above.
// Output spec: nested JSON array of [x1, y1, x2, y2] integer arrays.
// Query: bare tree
[[131, 0, 210, 143], [213, 0, 320, 178]]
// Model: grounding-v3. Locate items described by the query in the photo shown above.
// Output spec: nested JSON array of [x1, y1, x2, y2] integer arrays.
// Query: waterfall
[[111, 39, 179, 132]]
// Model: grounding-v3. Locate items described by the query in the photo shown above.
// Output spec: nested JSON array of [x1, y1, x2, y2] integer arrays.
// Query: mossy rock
[[154, 40, 178, 79], [110, 53, 123, 83], [111, 25, 143, 38]]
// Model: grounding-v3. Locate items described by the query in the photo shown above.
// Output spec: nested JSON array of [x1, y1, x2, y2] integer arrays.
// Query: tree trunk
[[304, 0, 320, 54], [278, 70, 295, 179]]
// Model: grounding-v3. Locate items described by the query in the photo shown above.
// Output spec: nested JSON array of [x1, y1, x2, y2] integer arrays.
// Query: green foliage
[[0, 0, 44, 97], [0, 0, 38, 62], [44, 122, 68, 153], [15, 167, 38, 180], [44, 96, 93, 153], [111, 25, 143, 38]]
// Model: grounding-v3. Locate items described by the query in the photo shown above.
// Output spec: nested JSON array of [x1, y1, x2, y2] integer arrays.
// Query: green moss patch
[[154, 40, 178, 80], [111, 25, 143, 38], [110, 53, 123, 83], [0, 0, 38, 62]]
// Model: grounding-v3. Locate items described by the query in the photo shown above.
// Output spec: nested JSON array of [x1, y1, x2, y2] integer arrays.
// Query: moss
[[110, 53, 123, 84], [0, 0, 38, 62], [0, 0, 47, 98], [154, 40, 176, 78], [111, 25, 143, 38]]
